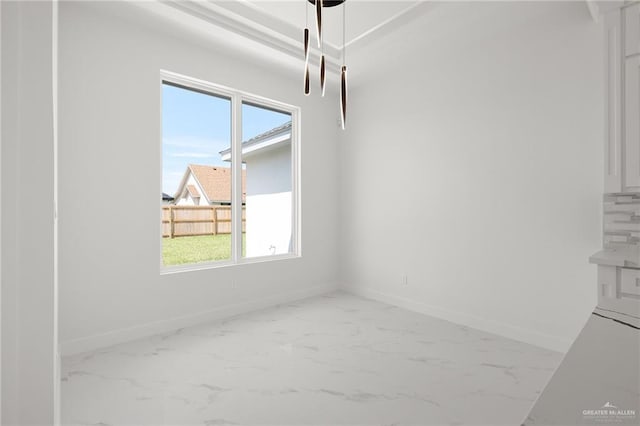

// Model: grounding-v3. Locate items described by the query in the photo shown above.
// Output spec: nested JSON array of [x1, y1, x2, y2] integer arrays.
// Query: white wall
[[245, 144, 292, 257], [339, 1, 603, 353], [1, 1, 57, 424], [58, 1, 340, 353]]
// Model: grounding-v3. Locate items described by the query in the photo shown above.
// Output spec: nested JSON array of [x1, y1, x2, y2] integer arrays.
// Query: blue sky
[[162, 83, 290, 195]]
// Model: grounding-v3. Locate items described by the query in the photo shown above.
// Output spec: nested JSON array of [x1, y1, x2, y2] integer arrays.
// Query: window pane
[[241, 102, 293, 258], [162, 82, 232, 266]]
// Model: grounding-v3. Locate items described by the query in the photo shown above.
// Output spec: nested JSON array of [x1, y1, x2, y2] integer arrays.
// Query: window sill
[[160, 253, 301, 275]]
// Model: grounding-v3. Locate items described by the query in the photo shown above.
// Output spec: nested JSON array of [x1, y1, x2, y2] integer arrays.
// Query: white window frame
[[159, 70, 301, 274]]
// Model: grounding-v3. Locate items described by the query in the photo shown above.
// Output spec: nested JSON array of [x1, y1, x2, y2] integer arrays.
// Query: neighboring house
[[220, 121, 292, 258], [173, 164, 246, 206], [162, 192, 175, 204]]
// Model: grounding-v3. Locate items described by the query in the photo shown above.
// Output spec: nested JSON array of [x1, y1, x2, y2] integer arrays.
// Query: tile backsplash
[[604, 193, 640, 249]]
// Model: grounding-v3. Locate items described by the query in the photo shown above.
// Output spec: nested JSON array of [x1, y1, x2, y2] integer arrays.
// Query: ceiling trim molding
[[586, 0, 600, 22], [585, 0, 627, 22], [196, 0, 344, 56], [161, 0, 342, 68], [346, 1, 431, 49], [156, 0, 433, 75], [160, 0, 304, 56]]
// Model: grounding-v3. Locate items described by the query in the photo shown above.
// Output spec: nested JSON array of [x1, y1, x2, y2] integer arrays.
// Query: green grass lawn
[[162, 234, 245, 266]]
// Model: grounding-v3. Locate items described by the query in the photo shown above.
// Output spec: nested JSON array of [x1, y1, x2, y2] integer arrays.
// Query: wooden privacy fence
[[162, 205, 246, 238]]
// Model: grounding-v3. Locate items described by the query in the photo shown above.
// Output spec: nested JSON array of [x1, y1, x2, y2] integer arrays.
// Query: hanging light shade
[[304, 28, 310, 96], [303, 1, 311, 95], [340, 65, 347, 130], [308, 0, 345, 48], [304, 0, 347, 129], [320, 54, 326, 97], [315, 0, 323, 48], [340, 0, 347, 129]]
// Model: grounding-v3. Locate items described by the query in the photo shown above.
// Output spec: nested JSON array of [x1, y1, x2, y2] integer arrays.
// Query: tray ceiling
[[127, 0, 436, 81], [245, 0, 421, 49]]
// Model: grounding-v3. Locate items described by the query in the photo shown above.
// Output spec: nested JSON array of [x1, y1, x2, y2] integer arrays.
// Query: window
[[160, 71, 299, 271]]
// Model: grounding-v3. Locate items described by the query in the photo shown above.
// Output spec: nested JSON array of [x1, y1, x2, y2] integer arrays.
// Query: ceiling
[[132, 0, 434, 79], [131, 0, 597, 83], [244, 1, 420, 49]]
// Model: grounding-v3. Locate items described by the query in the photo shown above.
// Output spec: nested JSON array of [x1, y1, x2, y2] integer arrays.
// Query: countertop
[[589, 247, 640, 268]]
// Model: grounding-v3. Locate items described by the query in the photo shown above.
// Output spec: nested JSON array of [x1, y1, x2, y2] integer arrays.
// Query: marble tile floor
[[61, 292, 562, 426]]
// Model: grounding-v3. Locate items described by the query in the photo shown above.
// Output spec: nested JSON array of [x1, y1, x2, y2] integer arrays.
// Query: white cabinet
[[625, 3, 640, 57], [620, 267, 640, 296], [605, 10, 623, 193], [625, 55, 640, 189], [597, 266, 640, 317], [597, 265, 617, 303]]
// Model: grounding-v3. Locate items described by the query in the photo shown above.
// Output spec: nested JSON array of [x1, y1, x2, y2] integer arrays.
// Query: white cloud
[[163, 136, 229, 149]]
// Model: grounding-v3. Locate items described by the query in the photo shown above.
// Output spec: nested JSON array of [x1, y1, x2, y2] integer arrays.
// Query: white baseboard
[[60, 283, 338, 356], [343, 285, 571, 353]]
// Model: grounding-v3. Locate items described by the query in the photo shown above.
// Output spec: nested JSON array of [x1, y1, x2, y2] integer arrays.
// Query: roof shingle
[[186, 184, 200, 199], [187, 164, 246, 203]]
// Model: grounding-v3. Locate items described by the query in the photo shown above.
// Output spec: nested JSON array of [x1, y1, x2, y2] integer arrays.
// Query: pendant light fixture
[[303, 2, 310, 96], [317, 0, 326, 96], [320, 46, 326, 97], [315, 0, 323, 48], [340, 0, 347, 130], [303, 0, 347, 129]]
